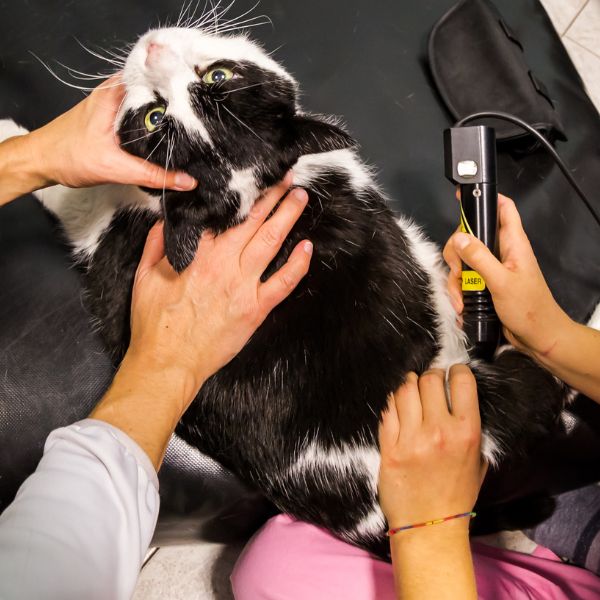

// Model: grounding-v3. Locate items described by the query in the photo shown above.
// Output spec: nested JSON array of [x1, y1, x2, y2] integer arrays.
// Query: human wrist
[[389, 514, 471, 546], [0, 133, 49, 204], [119, 348, 204, 416], [526, 308, 575, 365]]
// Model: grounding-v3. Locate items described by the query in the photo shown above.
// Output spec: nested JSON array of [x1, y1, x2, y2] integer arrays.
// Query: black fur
[[75, 45, 568, 558]]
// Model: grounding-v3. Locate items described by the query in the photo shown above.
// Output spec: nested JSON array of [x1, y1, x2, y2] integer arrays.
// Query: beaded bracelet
[[386, 511, 476, 536]]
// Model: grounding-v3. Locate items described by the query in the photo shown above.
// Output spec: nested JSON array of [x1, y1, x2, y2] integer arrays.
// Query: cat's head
[[117, 27, 353, 271]]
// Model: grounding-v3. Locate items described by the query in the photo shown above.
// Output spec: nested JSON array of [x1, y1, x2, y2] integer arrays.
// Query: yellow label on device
[[462, 270, 486, 291]]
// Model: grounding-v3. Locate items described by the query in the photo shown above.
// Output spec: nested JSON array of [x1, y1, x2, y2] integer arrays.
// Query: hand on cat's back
[[25, 74, 198, 191], [127, 173, 313, 416]]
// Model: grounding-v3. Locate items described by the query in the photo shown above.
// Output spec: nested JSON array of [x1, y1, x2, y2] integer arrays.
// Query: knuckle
[[279, 272, 296, 290], [429, 425, 446, 449], [146, 163, 162, 184], [462, 426, 481, 448], [261, 227, 282, 248], [419, 369, 443, 385], [450, 368, 474, 387]]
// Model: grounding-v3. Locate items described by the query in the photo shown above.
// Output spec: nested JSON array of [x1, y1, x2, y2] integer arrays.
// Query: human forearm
[[532, 316, 600, 404], [390, 521, 477, 600], [0, 133, 48, 206], [0, 420, 158, 599], [90, 350, 203, 471]]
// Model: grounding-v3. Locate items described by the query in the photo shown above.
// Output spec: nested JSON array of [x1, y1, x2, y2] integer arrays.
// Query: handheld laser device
[[444, 125, 500, 360]]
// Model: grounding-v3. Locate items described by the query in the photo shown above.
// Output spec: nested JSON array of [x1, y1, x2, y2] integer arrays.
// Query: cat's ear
[[292, 114, 356, 155], [162, 195, 204, 273]]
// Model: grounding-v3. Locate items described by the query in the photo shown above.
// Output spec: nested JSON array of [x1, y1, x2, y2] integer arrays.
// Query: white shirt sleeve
[[0, 418, 160, 600]]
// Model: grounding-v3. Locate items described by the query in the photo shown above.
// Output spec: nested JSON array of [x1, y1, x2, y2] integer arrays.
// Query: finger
[[257, 239, 312, 314], [115, 153, 197, 191], [379, 394, 400, 451], [223, 172, 294, 246], [392, 372, 422, 432], [497, 195, 533, 259], [241, 187, 308, 276], [418, 369, 450, 422], [450, 232, 507, 294], [443, 234, 462, 277], [447, 364, 479, 424], [135, 222, 165, 280], [447, 273, 464, 314]]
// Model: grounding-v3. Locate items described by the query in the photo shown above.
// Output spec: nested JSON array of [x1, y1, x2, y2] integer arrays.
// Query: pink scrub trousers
[[232, 514, 600, 599]]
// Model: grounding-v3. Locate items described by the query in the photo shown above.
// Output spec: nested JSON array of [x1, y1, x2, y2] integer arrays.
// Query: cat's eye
[[144, 106, 166, 132], [202, 67, 234, 84]]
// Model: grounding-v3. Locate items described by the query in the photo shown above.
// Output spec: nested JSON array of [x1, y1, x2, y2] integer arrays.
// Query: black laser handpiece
[[444, 125, 500, 361]]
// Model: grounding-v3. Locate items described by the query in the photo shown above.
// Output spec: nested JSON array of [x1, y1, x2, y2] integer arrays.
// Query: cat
[[0, 24, 568, 558]]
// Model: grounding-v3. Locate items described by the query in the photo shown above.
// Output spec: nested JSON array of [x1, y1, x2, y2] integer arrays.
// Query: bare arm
[[0, 75, 196, 206], [444, 195, 600, 403], [379, 367, 486, 600]]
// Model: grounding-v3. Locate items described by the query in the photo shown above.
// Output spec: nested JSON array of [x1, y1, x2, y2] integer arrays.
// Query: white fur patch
[[587, 302, 600, 331], [287, 440, 386, 538], [229, 167, 258, 220], [481, 431, 501, 468], [293, 148, 373, 192], [396, 216, 469, 369], [35, 184, 159, 257], [0, 118, 29, 142]]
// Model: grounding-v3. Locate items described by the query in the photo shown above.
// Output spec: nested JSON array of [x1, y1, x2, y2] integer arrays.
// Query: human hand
[[378, 366, 486, 531], [126, 174, 312, 415], [443, 194, 571, 357], [25, 74, 197, 191]]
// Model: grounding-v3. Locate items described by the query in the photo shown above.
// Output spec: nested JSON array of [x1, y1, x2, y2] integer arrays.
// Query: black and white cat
[[1, 25, 568, 557]]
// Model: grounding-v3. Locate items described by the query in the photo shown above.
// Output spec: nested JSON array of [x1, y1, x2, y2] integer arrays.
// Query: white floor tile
[[132, 542, 244, 600], [563, 37, 600, 110], [538, 0, 589, 35], [565, 0, 600, 55]]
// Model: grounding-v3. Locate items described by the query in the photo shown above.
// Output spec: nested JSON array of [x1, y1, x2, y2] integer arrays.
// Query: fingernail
[[453, 232, 471, 250], [174, 173, 197, 191], [292, 188, 308, 204], [303, 240, 313, 255]]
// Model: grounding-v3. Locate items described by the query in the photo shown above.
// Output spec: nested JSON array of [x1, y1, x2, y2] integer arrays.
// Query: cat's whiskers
[[219, 81, 270, 95], [208, 17, 272, 35], [187, 0, 271, 35], [161, 131, 175, 214], [144, 133, 167, 164], [53, 61, 116, 82], [177, 0, 206, 28], [29, 52, 124, 92], [212, 1, 266, 30], [221, 104, 265, 142], [120, 128, 163, 146], [119, 126, 151, 135], [212, 98, 224, 128], [74, 38, 127, 69]]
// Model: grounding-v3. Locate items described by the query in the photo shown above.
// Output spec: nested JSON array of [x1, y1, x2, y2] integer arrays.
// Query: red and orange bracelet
[[386, 511, 476, 537]]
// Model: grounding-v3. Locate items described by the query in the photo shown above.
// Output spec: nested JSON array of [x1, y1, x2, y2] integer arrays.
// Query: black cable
[[454, 111, 600, 231]]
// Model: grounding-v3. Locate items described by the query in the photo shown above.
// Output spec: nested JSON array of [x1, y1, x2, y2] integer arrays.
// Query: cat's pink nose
[[145, 42, 164, 65]]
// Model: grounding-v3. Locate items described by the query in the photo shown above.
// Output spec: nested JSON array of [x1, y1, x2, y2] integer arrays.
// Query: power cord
[[454, 111, 600, 231]]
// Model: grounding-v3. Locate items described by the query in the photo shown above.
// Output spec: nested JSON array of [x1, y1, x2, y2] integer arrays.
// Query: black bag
[[428, 0, 567, 146]]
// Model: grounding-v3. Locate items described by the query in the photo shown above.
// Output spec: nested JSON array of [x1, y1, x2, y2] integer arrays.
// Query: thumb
[[135, 221, 166, 281], [452, 232, 507, 293], [122, 153, 197, 191]]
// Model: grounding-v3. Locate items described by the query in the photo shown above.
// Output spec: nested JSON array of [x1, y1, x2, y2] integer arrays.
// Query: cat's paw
[[0, 119, 29, 143]]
